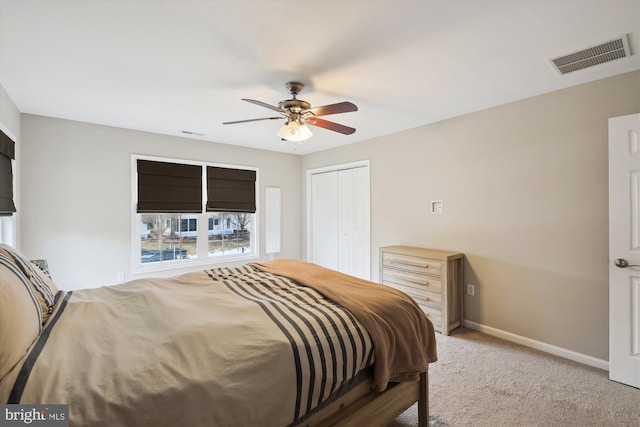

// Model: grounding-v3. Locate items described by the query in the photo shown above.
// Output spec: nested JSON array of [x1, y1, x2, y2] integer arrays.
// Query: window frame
[[131, 154, 259, 274], [0, 125, 17, 246]]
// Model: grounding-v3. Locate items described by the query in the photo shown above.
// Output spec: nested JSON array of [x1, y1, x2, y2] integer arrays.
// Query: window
[[207, 213, 252, 256], [180, 218, 197, 234], [0, 128, 17, 246], [133, 156, 258, 271], [140, 214, 192, 263], [0, 129, 16, 217]]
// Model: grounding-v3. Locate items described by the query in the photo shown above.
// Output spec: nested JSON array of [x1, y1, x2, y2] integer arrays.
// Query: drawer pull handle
[[390, 259, 430, 268], [405, 278, 429, 286]]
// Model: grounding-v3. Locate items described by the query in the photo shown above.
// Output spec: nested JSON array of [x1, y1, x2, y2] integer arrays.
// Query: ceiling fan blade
[[306, 117, 356, 135], [223, 117, 284, 125], [242, 98, 283, 113], [305, 101, 358, 117]]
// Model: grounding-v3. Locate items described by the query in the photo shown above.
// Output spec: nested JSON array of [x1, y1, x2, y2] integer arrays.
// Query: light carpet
[[388, 328, 640, 427]]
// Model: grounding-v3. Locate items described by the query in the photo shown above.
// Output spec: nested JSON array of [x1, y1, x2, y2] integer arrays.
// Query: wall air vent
[[550, 34, 631, 75]]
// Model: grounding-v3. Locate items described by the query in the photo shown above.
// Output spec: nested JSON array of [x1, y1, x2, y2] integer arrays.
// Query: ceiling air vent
[[550, 34, 631, 75]]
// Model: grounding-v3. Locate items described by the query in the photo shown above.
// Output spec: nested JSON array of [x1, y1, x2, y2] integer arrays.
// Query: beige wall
[[302, 71, 640, 361], [20, 115, 303, 290]]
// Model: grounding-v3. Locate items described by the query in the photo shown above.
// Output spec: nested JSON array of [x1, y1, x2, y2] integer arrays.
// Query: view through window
[[139, 213, 253, 263]]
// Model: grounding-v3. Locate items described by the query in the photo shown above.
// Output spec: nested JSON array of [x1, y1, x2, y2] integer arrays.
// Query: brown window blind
[[0, 129, 16, 216], [137, 160, 202, 213], [206, 166, 256, 213]]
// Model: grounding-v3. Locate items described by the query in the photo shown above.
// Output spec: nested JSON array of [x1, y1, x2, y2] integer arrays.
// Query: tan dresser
[[379, 246, 464, 335]]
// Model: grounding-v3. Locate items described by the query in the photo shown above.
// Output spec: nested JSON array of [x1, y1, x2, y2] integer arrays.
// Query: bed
[[0, 244, 437, 427]]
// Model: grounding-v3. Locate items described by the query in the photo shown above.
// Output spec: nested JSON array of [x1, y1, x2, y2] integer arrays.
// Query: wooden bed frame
[[300, 368, 429, 427]]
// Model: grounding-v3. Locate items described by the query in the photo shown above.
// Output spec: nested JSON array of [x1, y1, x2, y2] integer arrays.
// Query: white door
[[349, 167, 371, 278], [337, 169, 354, 274], [309, 163, 371, 280], [337, 167, 371, 279], [311, 171, 338, 271], [609, 113, 640, 388]]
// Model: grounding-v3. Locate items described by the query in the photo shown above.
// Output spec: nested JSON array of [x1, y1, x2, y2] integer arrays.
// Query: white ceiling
[[1, 0, 639, 155]]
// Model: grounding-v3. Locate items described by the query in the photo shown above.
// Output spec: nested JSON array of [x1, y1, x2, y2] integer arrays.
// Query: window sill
[[131, 253, 259, 276]]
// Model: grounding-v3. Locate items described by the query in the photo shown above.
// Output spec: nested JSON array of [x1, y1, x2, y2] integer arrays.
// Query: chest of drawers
[[379, 246, 464, 335]]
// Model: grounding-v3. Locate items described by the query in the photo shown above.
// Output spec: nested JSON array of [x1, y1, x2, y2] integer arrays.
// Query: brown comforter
[[252, 258, 437, 392]]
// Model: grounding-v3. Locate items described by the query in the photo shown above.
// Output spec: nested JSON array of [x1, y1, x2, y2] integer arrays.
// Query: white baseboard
[[463, 320, 609, 371]]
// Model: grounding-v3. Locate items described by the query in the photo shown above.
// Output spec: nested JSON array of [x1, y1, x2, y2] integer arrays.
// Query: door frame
[[306, 160, 371, 275]]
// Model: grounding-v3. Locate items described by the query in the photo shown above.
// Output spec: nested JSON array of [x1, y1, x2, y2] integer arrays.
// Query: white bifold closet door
[[310, 165, 370, 280]]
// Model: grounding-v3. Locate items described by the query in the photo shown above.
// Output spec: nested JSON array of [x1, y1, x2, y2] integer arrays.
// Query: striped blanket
[[252, 258, 438, 392], [1, 264, 374, 426]]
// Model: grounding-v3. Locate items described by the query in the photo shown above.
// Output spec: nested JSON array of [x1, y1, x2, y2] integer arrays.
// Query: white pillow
[[0, 253, 42, 380], [0, 244, 58, 324]]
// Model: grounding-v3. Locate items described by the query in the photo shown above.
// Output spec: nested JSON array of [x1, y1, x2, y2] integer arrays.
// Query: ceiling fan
[[223, 82, 358, 142]]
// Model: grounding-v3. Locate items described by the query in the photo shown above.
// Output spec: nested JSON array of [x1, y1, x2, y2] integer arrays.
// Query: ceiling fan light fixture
[[277, 120, 313, 142], [225, 81, 357, 142]]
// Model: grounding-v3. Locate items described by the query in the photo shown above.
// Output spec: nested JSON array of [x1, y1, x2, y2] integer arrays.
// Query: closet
[[308, 163, 370, 280]]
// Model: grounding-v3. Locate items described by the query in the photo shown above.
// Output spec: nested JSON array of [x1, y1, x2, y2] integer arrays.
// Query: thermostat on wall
[[431, 200, 443, 215]]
